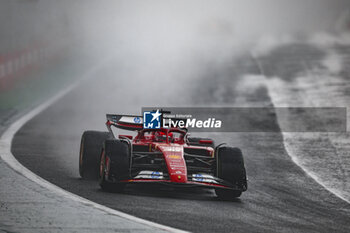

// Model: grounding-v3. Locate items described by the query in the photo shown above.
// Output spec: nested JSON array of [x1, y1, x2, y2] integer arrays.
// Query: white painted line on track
[[283, 139, 350, 204], [0, 56, 187, 233], [251, 53, 350, 205]]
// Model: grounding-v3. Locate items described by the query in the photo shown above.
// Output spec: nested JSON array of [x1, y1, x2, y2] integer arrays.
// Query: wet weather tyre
[[215, 147, 247, 200], [99, 139, 130, 192], [79, 131, 111, 179], [188, 137, 215, 149]]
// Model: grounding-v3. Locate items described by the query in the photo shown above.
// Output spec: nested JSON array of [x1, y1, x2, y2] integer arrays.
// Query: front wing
[[119, 171, 247, 191]]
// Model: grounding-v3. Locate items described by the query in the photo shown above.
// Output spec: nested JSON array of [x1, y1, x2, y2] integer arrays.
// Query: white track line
[[0, 57, 186, 233], [283, 141, 350, 204], [251, 54, 350, 205]]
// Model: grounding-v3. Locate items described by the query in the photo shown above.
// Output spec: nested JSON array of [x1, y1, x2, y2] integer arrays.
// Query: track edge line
[[250, 52, 350, 205], [0, 59, 187, 233]]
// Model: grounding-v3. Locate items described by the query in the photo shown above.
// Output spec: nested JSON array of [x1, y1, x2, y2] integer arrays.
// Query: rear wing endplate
[[106, 114, 143, 131]]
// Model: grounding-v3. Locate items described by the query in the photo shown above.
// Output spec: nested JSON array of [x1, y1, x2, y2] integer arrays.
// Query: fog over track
[[3, 1, 350, 232], [12, 45, 350, 232]]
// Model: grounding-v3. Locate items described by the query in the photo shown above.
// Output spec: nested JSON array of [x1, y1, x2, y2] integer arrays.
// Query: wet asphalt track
[[12, 46, 350, 232]]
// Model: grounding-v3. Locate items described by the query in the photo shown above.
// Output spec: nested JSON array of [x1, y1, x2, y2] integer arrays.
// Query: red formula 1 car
[[79, 114, 247, 199]]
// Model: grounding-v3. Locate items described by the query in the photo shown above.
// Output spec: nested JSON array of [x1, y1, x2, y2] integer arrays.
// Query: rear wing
[[106, 112, 189, 131], [106, 114, 143, 131]]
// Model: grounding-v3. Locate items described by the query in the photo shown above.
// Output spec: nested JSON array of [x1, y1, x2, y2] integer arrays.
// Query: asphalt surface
[[12, 45, 350, 232], [0, 58, 175, 233]]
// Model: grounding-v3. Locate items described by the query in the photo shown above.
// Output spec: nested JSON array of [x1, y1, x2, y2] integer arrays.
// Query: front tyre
[[79, 131, 111, 179], [215, 147, 247, 200], [99, 139, 130, 192], [99, 149, 125, 192]]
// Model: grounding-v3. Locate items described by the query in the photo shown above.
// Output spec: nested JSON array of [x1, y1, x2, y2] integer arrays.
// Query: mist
[[2, 1, 349, 65], [75, 0, 350, 55], [1, 0, 350, 105], [67, 1, 350, 91]]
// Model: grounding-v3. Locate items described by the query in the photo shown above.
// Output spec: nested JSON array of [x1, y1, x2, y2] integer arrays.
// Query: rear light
[[199, 139, 213, 145]]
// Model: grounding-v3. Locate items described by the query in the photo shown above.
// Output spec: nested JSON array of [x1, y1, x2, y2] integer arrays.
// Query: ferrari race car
[[79, 113, 247, 199]]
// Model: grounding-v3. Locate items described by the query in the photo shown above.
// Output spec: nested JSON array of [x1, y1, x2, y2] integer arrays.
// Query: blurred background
[[1, 0, 350, 98]]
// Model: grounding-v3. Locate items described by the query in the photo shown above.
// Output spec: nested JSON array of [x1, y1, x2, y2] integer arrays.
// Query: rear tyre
[[99, 139, 130, 192], [188, 137, 215, 149], [215, 147, 247, 200], [79, 131, 111, 179]]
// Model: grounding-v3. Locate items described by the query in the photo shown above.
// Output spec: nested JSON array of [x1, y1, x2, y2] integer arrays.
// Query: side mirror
[[119, 135, 133, 140], [199, 139, 213, 145]]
